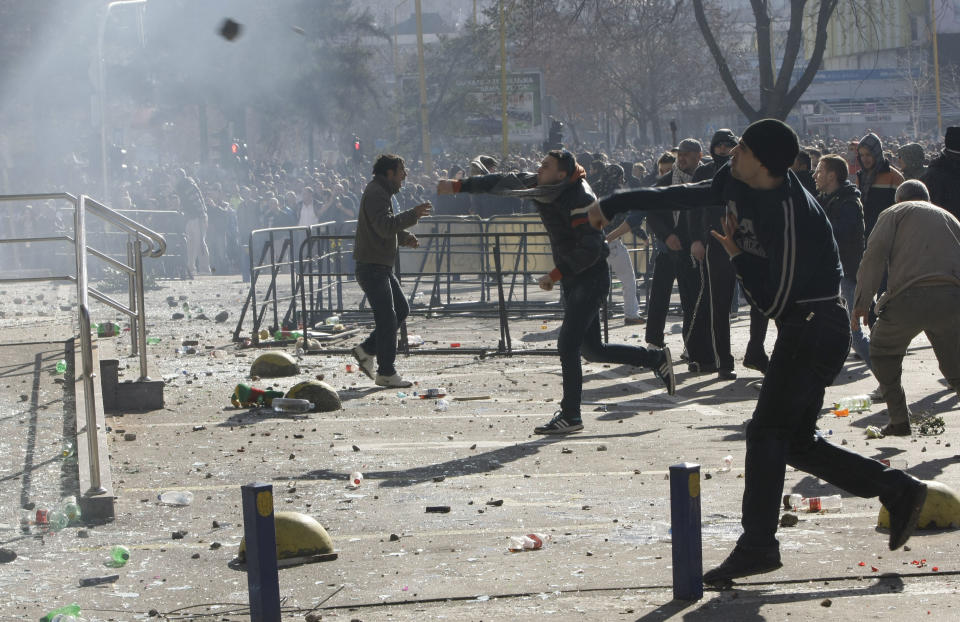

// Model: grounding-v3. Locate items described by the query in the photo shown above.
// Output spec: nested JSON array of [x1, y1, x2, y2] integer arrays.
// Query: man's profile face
[[385, 163, 407, 192], [714, 144, 733, 158], [858, 147, 876, 171], [537, 155, 567, 186], [813, 161, 833, 193], [730, 141, 762, 185]]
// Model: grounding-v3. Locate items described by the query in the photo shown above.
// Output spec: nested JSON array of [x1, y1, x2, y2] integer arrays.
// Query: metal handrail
[[0, 192, 165, 501]]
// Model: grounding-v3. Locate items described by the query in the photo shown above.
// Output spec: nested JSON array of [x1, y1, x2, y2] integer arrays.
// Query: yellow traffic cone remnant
[[878, 480, 960, 530], [238, 511, 335, 565]]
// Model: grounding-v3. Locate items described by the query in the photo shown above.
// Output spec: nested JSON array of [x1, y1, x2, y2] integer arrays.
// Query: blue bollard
[[241, 483, 281, 621], [669, 462, 703, 600]]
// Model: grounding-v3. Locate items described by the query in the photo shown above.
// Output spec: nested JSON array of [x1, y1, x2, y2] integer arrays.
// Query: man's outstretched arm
[[589, 180, 717, 229]]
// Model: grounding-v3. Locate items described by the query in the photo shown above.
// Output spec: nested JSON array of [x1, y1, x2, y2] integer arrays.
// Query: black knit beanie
[[739, 119, 799, 178]]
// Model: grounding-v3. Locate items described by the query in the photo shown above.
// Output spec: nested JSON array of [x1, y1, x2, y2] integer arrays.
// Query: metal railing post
[[127, 238, 138, 357], [76, 196, 106, 496], [133, 236, 149, 380]]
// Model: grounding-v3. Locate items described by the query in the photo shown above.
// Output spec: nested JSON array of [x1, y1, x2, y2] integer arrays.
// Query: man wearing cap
[[896, 143, 927, 181], [436, 150, 675, 436], [920, 126, 960, 221], [857, 133, 904, 237], [644, 138, 714, 371], [589, 118, 928, 585]]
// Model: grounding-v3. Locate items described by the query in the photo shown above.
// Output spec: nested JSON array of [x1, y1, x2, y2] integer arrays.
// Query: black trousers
[[738, 300, 915, 553], [558, 262, 661, 419], [644, 248, 712, 364], [702, 240, 735, 370]]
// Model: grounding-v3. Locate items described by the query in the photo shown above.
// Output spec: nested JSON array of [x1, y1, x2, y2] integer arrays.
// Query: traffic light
[[352, 136, 362, 163], [231, 142, 239, 155]]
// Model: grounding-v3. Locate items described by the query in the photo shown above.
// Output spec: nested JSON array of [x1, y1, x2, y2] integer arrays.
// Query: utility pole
[[499, 0, 509, 161], [415, 0, 433, 173]]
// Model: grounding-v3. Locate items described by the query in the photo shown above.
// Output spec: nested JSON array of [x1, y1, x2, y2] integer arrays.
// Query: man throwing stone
[[437, 149, 675, 435], [590, 119, 928, 584]]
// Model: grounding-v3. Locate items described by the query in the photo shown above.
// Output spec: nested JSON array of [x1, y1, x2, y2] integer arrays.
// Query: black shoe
[[687, 361, 717, 374], [718, 368, 737, 380], [703, 546, 783, 585], [743, 351, 769, 374], [533, 411, 583, 435], [653, 346, 676, 396], [882, 422, 912, 437], [888, 480, 928, 550]]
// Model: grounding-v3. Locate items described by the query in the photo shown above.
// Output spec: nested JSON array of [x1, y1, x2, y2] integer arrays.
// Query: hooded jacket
[[920, 150, 960, 222], [455, 165, 607, 280], [856, 133, 904, 236], [818, 181, 864, 279]]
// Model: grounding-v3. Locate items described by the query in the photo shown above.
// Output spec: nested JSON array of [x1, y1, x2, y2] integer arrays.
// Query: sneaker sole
[[534, 424, 584, 435], [662, 346, 676, 396], [704, 561, 783, 585]]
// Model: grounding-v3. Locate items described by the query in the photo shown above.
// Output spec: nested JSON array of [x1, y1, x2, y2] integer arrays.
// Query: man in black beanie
[[589, 118, 928, 585], [920, 126, 960, 221]]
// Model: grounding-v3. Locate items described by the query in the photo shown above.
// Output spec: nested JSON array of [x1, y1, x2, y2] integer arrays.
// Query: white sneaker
[[352, 345, 376, 380], [375, 373, 413, 388]]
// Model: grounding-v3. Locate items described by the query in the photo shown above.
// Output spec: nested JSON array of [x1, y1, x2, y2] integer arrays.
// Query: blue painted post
[[241, 483, 281, 621], [669, 462, 703, 600]]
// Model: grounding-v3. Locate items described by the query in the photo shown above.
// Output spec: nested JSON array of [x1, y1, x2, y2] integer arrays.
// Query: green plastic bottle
[[110, 545, 130, 566], [41, 604, 80, 622], [47, 510, 68, 532], [61, 496, 81, 523], [146, 336, 161, 345], [55, 359, 67, 374]]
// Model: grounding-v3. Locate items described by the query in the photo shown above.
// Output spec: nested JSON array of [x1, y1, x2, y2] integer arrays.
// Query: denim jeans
[[738, 300, 913, 553], [558, 262, 661, 420], [840, 277, 872, 369], [356, 262, 409, 377]]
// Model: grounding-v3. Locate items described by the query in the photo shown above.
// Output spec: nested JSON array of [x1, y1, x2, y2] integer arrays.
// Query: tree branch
[[782, 0, 839, 113], [692, 0, 758, 120]]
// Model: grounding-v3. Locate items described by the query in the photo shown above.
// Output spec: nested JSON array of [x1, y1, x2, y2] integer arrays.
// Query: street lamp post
[[414, 0, 433, 173], [98, 0, 146, 201]]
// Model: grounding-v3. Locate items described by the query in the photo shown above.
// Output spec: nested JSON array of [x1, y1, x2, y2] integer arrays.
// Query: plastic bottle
[[55, 359, 67, 374], [348, 471, 363, 488], [110, 545, 130, 566], [407, 334, 424, 346], [40, 604, 80, 622], [508, 533, 550, 551], [833, 395, 872, 412], [182, 302, 191, 318], [805, 494, 842, 512], [324, 315, 340, 325], [60, 496, 81, 524], [146, 337, 161, 345], [783, 493, 804, 511], [61, 441, 75, 459], [158, 490, 194, 506], [47, 510, 69, 532], [421, 387, 447, 399], [434, 398, 450, 412], [270, 398, 314, 413]]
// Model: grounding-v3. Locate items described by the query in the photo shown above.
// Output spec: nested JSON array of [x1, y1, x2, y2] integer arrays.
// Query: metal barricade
[[0, 192, 165, 498]]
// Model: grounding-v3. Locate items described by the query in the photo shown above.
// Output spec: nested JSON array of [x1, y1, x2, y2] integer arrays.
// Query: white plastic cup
[[348, 471, 363, 488]]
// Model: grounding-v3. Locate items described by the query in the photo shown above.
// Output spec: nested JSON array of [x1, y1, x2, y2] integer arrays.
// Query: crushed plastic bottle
[[833, 395, 872, 412], [146, 337, 161, 345], [158, 490, 194, 506], [324, 315, 340, 325], [55, 359, 67, 374], [407, 334, 424, 346], [434, 398, 450, 412], [719, 455, 733, 472], [866, 425, 885, 439], [421, 387, 447, 399], [110, 545, 130, 567], [40, 604, 80, 622], [348, 471, 363, 488], [270, 398, 313, 413], [508, 533, 550, 552], [782, 494, 842, 512]]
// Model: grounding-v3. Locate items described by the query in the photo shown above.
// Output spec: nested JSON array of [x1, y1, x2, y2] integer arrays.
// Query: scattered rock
[[780, 513, 799, 527], [0, 548, 17, 563], [389, 534, 400, 541], [191, 553, 200, 559], [215, 310, 230, 323], [352, 445, 360, 452], [172, 313, 185, 320], [486, 499, 504, 507], [821, 599, 832, 607], [597, 445, 607, 452], [704, 473, 712, 480], [305, 613, 321, 622], [172, 530, 188, 540], [210, 542, 222, 549], [432, 475, 446, 482], [123, 432, 137, 441]]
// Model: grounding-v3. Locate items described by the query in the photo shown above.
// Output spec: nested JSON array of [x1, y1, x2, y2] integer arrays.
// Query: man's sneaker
[[375, 373, 413, 388], [869, 385, 884, 401], [533, 411, 583, 435], [653, 346, 676, 396], [703, 546, 783, 585], [743, 350, 769, 374], [624, 316, 646, 326], [352, 345, 376, 380], [888, 479, 928, 550], [687, 361, 718, 374]]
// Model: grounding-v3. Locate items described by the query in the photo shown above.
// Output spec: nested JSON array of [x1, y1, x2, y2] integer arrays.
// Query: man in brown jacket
[[352, 154, 432, 388]]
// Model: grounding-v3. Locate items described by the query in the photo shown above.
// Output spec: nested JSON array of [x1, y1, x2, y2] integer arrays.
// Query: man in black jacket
[[590, 119, 927, 585], [815, 154, 870, 369], [645, 139, 713, 371], [437, 150, 675, 435], [920, 126, 960, 221]]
